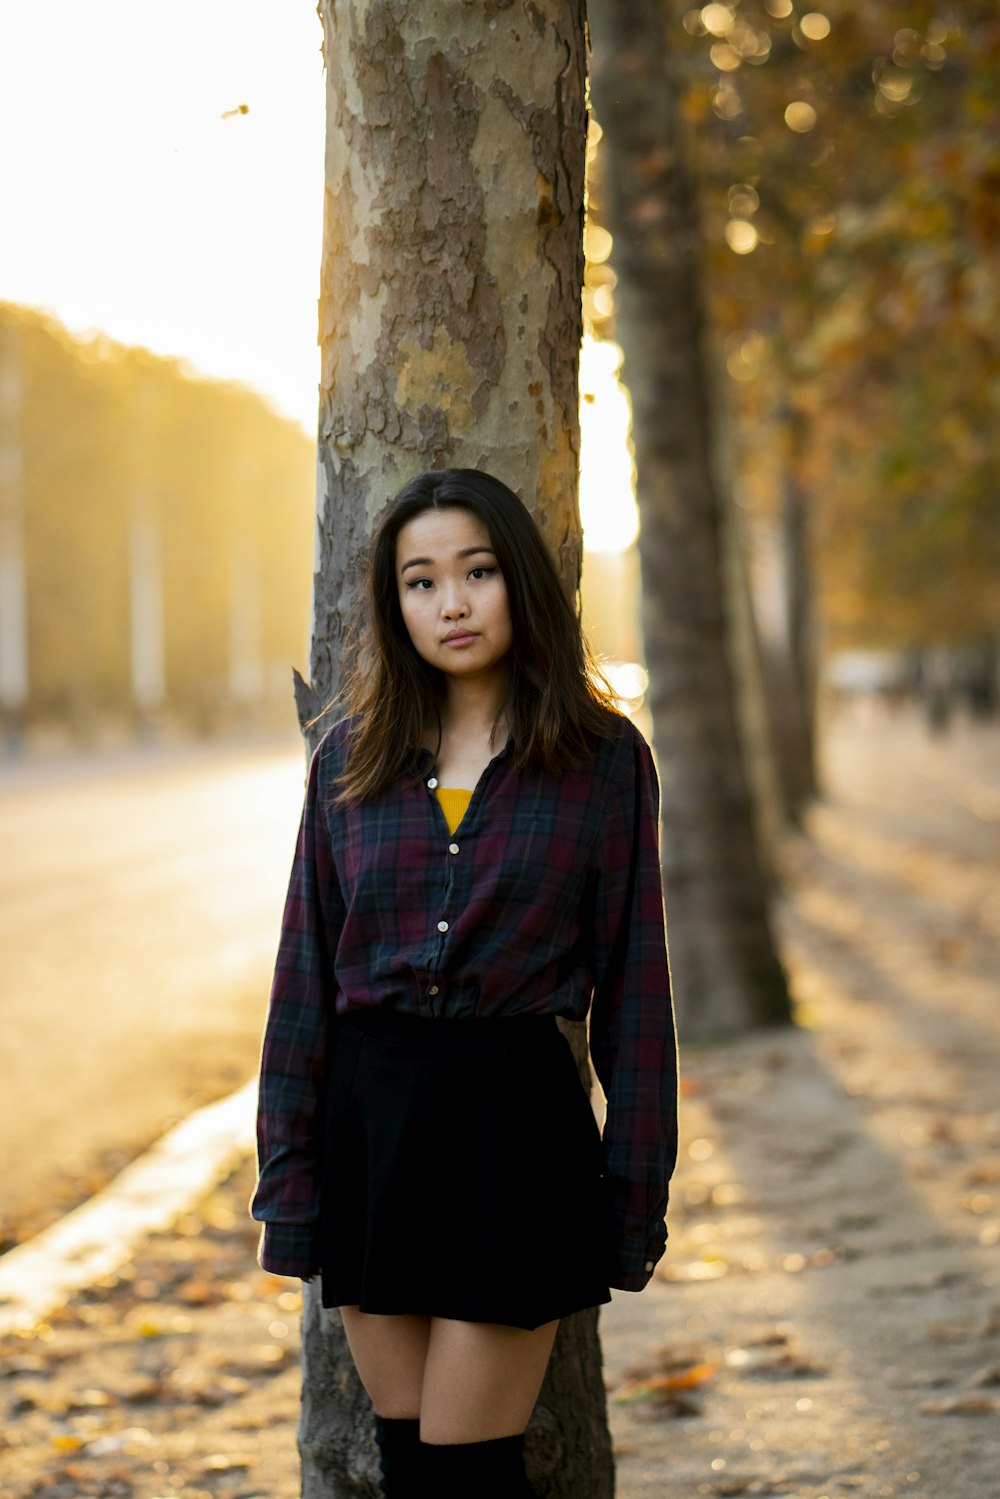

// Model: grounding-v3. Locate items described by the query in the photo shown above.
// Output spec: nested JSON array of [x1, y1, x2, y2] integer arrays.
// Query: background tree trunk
[[720, 481, 789, 885], [587, 0, 791, 1040], [297, 4, 614, 1496], [775, 398, 819, 819], [707, 345, 790, 886]]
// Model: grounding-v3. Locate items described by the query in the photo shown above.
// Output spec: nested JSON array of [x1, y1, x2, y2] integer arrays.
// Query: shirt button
[[427, 776, 439, 789], [437, 920, 449, 933], [644, 1260, 655, 1272], [448, 842, 460, 855], [428, 985, 440, 996]]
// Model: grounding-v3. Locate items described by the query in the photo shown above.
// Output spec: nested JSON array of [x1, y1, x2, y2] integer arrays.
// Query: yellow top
[[435, 786, 473, 835]]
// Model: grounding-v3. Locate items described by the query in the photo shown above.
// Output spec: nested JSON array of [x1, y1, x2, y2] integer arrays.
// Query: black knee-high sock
[[418, 1433, 535, 1497], [373, 1415, 421, 1497]]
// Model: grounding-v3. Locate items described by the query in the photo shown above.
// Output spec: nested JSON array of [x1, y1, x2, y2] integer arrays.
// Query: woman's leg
[[420, 1317, 559, 1445], [338, 1306, 431, 1417], [339, 1308, 559, 1495], [338, 1308, 558, 1435], [339, 1309, 432, 1496]]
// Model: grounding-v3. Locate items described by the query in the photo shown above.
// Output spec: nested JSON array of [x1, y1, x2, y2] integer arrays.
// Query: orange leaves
[[614, 1347, 721, 1416], [616, 1359, 719, 1403]]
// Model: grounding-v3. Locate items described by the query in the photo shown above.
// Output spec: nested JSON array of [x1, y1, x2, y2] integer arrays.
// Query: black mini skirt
[[317, 1007, 614, 1330]]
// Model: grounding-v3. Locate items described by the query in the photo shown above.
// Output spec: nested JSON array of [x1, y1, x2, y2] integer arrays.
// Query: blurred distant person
[[921, 648, 954, 736]]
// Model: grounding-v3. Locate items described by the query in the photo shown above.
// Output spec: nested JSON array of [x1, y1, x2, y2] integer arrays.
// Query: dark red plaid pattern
[[252, 711, 678, 1292]]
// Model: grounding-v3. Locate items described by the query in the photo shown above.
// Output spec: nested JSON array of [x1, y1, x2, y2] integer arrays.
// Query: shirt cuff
[[608, 1231, 666, 1292], [257, 1221, 320, 1280]]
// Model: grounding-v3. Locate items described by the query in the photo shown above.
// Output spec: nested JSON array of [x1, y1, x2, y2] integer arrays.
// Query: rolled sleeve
[[258, 1221, 320, 1280], [588, 727, 679, 1292], [249, 738, 343, 1280]]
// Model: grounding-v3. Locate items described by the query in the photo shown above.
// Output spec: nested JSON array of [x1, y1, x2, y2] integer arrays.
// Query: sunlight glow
[[605, 661, 649, 713], [0, 2, 326, 431], [579, 336, 640, 555]]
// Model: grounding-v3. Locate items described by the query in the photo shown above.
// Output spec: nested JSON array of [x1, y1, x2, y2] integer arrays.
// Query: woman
[[251, 468, 678, 1498]]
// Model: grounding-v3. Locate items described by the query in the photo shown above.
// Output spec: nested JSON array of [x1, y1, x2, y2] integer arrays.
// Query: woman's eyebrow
[[400, 546, 496, 574]]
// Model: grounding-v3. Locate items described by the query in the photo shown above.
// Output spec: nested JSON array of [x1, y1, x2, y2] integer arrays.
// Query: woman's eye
[[405, 578, 433, 591], [469, 566, 495, 580]]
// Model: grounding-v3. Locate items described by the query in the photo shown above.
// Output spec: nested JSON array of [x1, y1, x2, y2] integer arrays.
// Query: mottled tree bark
[[297, 4, 614, 1496], [588, 0, 791, 1040]]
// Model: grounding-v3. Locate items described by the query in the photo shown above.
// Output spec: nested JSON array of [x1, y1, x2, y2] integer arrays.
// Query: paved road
[[0, 737, 308, 1249]]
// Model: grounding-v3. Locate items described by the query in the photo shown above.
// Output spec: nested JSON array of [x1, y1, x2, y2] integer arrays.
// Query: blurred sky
[[0, 2, 326, 432], [0, 2, 637, 552]]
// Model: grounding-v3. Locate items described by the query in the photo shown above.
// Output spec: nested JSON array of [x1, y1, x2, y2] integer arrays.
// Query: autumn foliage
[[681, 0, 1000, 648], [0, 303, 313, 737]]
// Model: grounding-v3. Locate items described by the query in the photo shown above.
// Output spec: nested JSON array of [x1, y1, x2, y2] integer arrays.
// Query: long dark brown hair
[[330, 468, 620, 802]]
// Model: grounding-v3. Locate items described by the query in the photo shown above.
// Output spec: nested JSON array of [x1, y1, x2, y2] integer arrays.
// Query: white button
[[437, 920, 449, 933], [428, 985, 440, 996], [448, 842, 460, 855], [644, 1260, 654, 1272], [427, 776, 438, 789]]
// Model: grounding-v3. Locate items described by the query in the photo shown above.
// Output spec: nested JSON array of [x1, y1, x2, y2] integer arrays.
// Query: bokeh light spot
[[725, 218, 759, 254], [785, 101, 817, 132], [711, 41, 742, 71], [800, 13, 831, 41], [728, 183, 760, 217], [701, 4, 735, 37], [584, 223, 613, 265]]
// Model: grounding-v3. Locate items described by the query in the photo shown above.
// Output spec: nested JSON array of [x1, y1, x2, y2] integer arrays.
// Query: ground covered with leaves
[[0, 1180, 302, 1499], [1, 704, 997, 1499], [604, 703, 1000, 1498]]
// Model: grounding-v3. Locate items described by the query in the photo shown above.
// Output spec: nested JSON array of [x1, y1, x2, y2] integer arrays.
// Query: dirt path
[[605, 701, 1000, 1499], [2, 702, 998, 1498]]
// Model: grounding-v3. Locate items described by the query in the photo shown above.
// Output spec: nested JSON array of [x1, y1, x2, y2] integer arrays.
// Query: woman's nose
[[441, 585, 468, 618]]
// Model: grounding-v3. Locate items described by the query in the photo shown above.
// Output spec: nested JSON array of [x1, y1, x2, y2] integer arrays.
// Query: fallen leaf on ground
[[725, 1347, 826, 1378], [928, 1310, 1000, 1340], [202, 1452, 256, 1471], [919, 1393, 999, 1415], [66, 1388, 117, 1410], [177, 1277, 224, 1306], [618, 1361, 718, 1397], [50, 1434, 84, 1453]]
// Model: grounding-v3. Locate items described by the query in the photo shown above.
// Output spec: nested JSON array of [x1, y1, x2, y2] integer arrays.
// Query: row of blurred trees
[[586, 0, 1000, 657], [0, 303, 314, 746]]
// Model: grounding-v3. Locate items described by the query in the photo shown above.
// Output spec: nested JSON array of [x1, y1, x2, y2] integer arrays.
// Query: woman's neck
[[438, 673, 509, 747], [422, 673, 511, 768]]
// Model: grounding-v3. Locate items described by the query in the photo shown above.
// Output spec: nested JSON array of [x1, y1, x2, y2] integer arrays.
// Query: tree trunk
[[297, 4, 614, 1496], [776, 399, 819, 818], [720, 482, 789, 884], [707, 342, 790, 885], [753, 400, 819, 828], [587, 0, 791, 1040]]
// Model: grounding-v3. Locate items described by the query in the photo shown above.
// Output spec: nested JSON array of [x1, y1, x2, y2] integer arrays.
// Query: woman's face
[[395, 506, 513, 685]]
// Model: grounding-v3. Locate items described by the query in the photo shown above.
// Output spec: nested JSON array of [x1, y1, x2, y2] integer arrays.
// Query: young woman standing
[[252, 468, 678, 1498]]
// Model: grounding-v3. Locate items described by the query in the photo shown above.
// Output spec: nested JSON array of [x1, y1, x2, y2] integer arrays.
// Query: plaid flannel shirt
[[251, 710, 678, 1293]]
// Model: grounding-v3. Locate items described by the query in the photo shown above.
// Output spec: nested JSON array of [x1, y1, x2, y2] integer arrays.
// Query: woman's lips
[[443, 632, 479, 646]]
